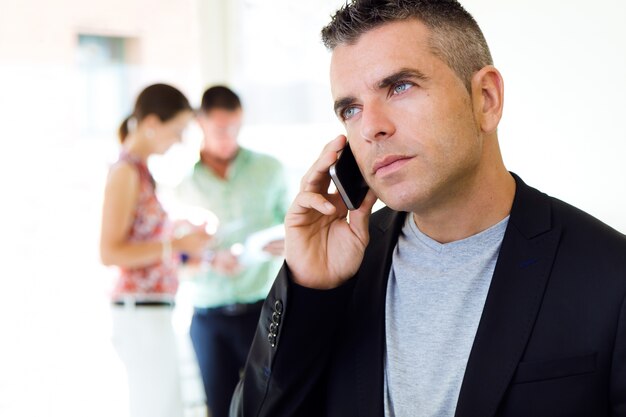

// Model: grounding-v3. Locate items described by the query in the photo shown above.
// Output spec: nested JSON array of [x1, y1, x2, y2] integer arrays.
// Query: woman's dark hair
[[118, 83, 192, 143]]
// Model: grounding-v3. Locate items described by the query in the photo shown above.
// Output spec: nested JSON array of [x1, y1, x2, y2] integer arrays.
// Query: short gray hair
[[321, 0, 493, 92]]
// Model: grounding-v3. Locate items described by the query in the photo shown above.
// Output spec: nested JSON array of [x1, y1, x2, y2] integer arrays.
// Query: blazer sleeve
[[230, 262, 355, 417], [611, 294, 626, 415]]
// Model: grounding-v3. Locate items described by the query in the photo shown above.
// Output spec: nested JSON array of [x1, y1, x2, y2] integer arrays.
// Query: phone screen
[[329, 142, 369, 210]]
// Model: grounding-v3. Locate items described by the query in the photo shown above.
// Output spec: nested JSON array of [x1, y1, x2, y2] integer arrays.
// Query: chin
[[383, 201, 414, 213], [378, 183, 437, 214], [376, 189, 416, 213]]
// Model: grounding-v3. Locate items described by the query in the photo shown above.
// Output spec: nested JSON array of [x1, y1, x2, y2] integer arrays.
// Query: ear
[[141, 113, 162, 129], [195, 113, 211, 133], [470, 65, 504, 134]]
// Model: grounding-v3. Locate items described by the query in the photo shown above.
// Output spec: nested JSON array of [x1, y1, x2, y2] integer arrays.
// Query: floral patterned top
[[111, 152, 178, 300]]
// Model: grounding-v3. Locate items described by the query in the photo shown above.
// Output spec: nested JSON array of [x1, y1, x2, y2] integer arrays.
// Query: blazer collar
[[455, 173, 562, 416], [354, 207, 406, 417], [353, 173, 561, 417]]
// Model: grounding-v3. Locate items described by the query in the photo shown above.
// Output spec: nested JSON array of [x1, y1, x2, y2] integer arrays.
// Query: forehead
[[204, 108, 242, 122], [329, 19, 441, 96]]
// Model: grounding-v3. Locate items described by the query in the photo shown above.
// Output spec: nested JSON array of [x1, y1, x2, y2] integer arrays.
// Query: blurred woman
[[100, 83, 211, 417]]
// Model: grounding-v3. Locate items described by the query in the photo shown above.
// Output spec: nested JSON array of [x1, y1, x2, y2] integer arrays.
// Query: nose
[[359, 101, 395, 142]]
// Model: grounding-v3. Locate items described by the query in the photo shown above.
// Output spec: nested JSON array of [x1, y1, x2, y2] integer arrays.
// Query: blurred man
[[175, 86, 288, 417]]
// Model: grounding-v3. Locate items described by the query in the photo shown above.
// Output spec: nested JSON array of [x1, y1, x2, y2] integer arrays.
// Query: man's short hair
[[321, 0, 493, 92], [200, 85, 242, 113]]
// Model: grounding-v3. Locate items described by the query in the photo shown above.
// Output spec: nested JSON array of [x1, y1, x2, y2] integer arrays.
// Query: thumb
[[347, 189, 377, 244]]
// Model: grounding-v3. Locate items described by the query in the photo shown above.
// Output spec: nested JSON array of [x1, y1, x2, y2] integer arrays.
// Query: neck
[[200, 149, 239, 179], [412, 141, 515, 244], [122, 135, 151, 162]]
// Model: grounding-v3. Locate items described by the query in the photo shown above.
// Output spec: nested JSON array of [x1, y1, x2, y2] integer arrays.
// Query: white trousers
[[111, 306, 183, 417]]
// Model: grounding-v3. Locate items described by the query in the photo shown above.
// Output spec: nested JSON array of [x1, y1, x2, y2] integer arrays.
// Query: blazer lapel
[[354, 208, 406, 417], [455, 174, 562, 417]]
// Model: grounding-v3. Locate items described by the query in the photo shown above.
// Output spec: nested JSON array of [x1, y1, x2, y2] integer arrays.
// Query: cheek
[[164, 133, 177, 145], [428, 96, 478, 147], [160, 134, 180, 151]]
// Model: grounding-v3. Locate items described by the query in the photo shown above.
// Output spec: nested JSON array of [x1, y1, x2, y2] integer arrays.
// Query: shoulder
[[516, 176, 626, 282], [107, 160, 140, 189], [242, 147, 283, 170], [177, 160, 204, 183], [550, 195, 626, 252], [174, 161, 206, 195], [512, 173, 625, 250], [188, 160, 206, 178], [103, 161, 141, 206]]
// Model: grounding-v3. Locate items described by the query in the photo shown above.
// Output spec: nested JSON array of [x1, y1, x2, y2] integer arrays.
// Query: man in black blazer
[[231, 1, 626, 416]]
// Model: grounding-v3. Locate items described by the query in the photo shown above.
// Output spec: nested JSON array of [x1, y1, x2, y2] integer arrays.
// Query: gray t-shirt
[[384, 214, 509, 417]]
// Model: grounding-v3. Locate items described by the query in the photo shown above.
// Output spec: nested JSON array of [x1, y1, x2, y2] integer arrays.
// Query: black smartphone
[[329, 142, 369, 210]]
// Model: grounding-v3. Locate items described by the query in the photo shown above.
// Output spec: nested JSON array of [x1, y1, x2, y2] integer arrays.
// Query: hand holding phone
[[284, 135, 375, 290], [329, 142, 369, 210]]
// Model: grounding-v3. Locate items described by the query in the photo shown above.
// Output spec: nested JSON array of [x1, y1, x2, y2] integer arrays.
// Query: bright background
[[0, 1, 624, 416]]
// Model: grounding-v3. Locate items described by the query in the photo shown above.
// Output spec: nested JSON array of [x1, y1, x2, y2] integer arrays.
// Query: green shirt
[[175, 147, 289, 308]]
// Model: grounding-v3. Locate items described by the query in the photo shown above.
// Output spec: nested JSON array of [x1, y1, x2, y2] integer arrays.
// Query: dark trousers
[[190, 301, 263, 417]]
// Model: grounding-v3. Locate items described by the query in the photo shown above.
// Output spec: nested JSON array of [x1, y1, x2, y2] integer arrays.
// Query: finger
[[265, 243, 285, 255], [347, 189, 378, 244], [359, 189, 378, 213], [288, 191, 337, 217], [263, 241, 282, 250], [326, 192, 350, 217], [300, 135, 347, 193]]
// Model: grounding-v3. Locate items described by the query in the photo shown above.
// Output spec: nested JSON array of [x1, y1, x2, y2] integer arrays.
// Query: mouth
[[372, 155, 413, 177]]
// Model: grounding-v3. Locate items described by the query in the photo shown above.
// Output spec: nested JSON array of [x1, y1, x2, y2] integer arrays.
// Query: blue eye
[[342, 106, 361, 120], [393, 82, 412, 95]]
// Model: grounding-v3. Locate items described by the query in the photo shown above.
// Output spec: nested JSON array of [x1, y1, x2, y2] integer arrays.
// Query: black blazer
[[231, 174, 626, 416]]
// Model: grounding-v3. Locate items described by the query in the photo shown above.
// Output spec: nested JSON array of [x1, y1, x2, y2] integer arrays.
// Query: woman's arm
[[100, 162, 162, 268], [100, 162, 212, 268]]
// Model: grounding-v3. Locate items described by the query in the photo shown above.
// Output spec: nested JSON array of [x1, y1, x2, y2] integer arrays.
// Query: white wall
[[232, 0, 626, 233], [0, 2, 624, 416], [468, 0, 626, 232], [0, 2, 205, 416]]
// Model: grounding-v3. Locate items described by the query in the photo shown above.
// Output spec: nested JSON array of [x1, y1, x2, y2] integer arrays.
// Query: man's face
[[330, 19, 484, 214], [198, 108, 242, 161]]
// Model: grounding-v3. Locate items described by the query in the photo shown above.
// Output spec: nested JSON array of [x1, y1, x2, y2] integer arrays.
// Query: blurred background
[[0, 1, 624, 416]]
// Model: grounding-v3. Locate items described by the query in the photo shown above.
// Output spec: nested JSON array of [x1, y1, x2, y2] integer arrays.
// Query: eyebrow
[[333, 96, 357, 117], [333, 68, 430, 117], [378, 68, 429, 89]]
